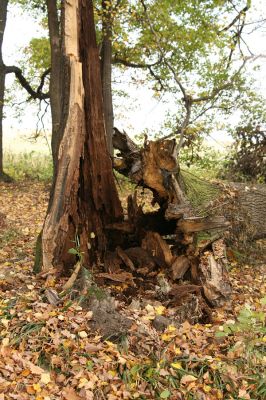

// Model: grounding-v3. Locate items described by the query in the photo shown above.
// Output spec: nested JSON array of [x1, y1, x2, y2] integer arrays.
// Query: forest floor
[[0, 180, 265, 400]]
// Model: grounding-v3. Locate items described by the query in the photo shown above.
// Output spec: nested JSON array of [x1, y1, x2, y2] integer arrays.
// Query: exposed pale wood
[[199, 239, 231, 307], [178, 216, 230, 233], [171, 256, 190, 280], [165, 203, 192, 220], [97, 271, 134, 284], [42, 0, 122, 271], [142, 231, 173, 266], [62, 261, 81, 291]]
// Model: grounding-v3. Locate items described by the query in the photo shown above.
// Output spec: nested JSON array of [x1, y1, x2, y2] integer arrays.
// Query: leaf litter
[[0, 181, 265, 399]]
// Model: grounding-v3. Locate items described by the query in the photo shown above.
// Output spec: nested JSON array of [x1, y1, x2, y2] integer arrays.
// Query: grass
[[3, 151, 53, 181]]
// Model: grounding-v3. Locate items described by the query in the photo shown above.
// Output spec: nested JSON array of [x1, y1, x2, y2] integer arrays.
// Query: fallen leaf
[[40, 372, 51, 384], [63, 387, 83, 400], [180, 375, 197, 385]]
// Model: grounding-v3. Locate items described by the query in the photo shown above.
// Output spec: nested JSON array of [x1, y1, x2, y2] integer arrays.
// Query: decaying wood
[[116, 246, 135, 272], [171, 255, 190, 280], [165, 203, 192, 220], [198, 239, 231, 307], [62, 261, 81, 291], [124, 247, 157, 271], [142, 231, 173, 266], [42, 0, 122, 271], [177, 216, 230, 233]]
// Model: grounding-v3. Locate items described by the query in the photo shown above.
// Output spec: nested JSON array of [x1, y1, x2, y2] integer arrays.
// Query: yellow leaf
[[155, 305, 165, 315], [33, 383, 41, 392], [171, 362, 182, 369], [167, 325, 176, 332], [1, 319, 9, 328], [203, 385, 212, 393], [41, 372, 51, 385], [78, 377, 89, 388], [78, 331, 88, 338], [174, 347, 182, 355], [161, 333, 172, 342]]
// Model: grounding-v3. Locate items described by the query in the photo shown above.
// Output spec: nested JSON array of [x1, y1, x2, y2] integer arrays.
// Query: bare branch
[[5, 65, 50, 100], [140, 0, 190, 152], [219, 5, 249, 34], [112, 55, 162, 69]]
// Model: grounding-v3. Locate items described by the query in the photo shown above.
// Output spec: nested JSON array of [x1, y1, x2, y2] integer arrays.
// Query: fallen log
[[110, 128, 265, 313]]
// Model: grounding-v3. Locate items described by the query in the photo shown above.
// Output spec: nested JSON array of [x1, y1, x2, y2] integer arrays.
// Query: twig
[[62, 261, 82, 291]]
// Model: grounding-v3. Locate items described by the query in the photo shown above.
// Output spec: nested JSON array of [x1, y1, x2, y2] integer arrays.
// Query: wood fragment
[[97, 271, 134, 284], [116, 246, 135, 271], [178, 216, 230, 233], [62, 261, 81, 291], [199, 240, 231, 307], [142, 231, 173, 266], [171, 256, 190, 280]]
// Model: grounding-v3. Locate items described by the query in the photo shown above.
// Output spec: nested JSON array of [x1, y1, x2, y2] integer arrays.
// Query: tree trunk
[[42, 0, 123, 271], [100, 0, 114, 156], [46, 0, 63, 171], [0, 0, 10, 181]]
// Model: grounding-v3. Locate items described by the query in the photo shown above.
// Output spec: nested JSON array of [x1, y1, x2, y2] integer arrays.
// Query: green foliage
[[180, 144, 227, 179], [216, 298, 266, 341], [24, 37, 50, 75], [3, 151, 52, 181]]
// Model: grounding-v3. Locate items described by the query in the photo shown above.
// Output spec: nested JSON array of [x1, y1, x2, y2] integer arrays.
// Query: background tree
[[0, 0, 50, 181], [0, 0, 9, 180]]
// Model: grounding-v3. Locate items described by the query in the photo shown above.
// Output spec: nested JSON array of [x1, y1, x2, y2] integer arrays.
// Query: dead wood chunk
[[104, 251, 123, 273], [178, 216, 230, 233], [116, 246, 135, 271], [212, 238, 227, 262], [125, 247, 156, 271], [89, 296, 132, 341], [173, 293, 212, 324], [0, 212, 6, 228], [165, 203, 192, 220], [142, 231, 173, 266], [113, 127, 139, 154], [169, 284, 202, 302], [127, 191, 143, 223], [190, 257, 199, 283], [199, 243, 231, 307], [142, 140, 178, 199], [152, 315, 171, 331], [171, 256, 190, 280], [105, 221, 134, 233], [97, 271, 134, 284]]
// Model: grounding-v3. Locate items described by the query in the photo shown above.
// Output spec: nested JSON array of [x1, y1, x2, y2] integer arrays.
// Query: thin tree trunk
[[0, 0, 9, 180], [42, 0, 123, 272], [101, 0, 114, 156], [46, 0, 63, 171]]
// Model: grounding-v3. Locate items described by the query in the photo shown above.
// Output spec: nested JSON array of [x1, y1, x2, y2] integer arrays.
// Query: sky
[[2, 0, 266, 153]]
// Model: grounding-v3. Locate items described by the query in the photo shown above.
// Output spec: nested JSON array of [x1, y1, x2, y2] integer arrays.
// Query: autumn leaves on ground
[[0, 180, 265, 400]]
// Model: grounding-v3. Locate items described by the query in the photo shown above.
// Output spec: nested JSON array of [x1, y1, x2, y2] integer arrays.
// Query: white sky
[[2, 0, 266, 153]]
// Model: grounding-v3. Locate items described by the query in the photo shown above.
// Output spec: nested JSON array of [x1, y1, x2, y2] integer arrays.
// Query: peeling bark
[[42, 0, 122, 271]]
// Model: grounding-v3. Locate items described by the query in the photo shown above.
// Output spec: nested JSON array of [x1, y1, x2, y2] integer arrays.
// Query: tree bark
[[100, 0, 114, 156], [0, 0, 9, 180], [46, 0, 63, 170], [42, 0, 123, 271]]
